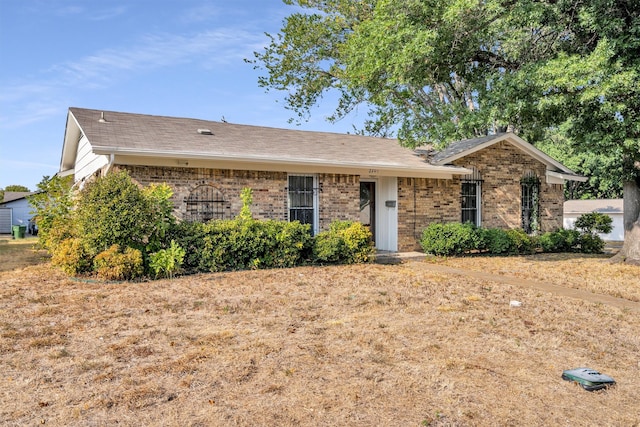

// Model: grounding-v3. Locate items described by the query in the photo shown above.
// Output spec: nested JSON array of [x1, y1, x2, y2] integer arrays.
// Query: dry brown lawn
[[437, 252, 640, 303], [0, 236, 48, 272], [1, 243, 639, 426]]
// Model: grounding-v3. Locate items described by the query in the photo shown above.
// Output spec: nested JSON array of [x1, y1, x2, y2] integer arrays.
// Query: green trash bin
[[12, 225, 26, 239]]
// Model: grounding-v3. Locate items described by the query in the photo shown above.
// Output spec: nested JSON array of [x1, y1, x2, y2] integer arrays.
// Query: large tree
[[526, 1, 640, 263], [251, 0, 640, 263]]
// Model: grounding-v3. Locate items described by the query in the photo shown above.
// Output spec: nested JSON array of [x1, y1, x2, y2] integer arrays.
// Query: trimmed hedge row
[[420, 222, 607, 256], [167, 219, 374, 274]]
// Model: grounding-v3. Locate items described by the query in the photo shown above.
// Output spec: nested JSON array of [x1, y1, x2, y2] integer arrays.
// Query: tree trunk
[[609, 180, 640, 264]]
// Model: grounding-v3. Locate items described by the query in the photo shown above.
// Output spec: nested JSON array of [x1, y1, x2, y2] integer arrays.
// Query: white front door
[[374, 177, 398, 252]]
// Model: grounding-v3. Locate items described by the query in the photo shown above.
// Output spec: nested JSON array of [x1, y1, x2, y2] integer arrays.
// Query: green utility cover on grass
[[562, 368, 616, 391]]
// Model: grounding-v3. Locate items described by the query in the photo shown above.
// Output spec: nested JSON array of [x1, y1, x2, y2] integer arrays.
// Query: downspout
[[103, 153, 115, 176]]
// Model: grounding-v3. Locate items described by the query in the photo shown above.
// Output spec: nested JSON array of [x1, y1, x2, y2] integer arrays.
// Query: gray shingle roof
[[431, 133, 508, 164], [68, 107, 469, 177], [0, 192, 35, 204]]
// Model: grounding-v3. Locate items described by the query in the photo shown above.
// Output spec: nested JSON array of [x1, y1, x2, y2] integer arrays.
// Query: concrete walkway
[[375, 252, 640, 313]]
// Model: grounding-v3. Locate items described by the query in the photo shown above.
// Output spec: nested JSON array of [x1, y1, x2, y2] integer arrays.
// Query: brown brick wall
[[451, 141, 564, 233], [318, 174, 360, 230], [395, 141, 565, 251], [119, 165, 288, 221], [397, 177, 461, 251], [117, 166, 360, 231]]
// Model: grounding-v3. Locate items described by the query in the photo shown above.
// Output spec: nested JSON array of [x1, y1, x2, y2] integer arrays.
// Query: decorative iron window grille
[[185, 185, 227, 222], [461, 167, 482, 226], [288, 175, 318, 234], [521, 173, 540, 234]]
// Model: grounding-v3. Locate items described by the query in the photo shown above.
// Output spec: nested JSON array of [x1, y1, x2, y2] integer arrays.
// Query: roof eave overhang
[[59, 111, 83, 173], [546, 170, 588, 184], [57, 168, 75, 178], [92, 147, 472, 179]]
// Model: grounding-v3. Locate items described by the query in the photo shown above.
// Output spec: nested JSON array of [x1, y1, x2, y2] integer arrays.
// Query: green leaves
[[28, 175, 75, 251], [76, 171, 152, 256], [253, 0, 639, 161], [149, 240, 185, 279]]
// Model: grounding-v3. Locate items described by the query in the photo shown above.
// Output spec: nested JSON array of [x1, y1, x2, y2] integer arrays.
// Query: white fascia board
[[57, 168, 75, 177], [60, 112, 83, 172], [96, 147, 472, 179], [546, 170, 588, 184]]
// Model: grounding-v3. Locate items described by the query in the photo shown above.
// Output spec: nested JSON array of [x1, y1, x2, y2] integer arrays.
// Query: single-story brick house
[[58, 107, 586, 252]]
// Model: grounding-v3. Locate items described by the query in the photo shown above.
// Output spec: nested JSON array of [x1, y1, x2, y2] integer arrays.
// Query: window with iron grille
[[521, 173, 540, 233], [185, 185, 227, 222], [288, 175, 317, 234], [461, 167, 482, 226]]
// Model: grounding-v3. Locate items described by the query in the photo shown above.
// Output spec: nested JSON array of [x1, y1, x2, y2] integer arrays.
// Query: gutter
[[546, 170, 588, 183], [94, 147, 472, 179]]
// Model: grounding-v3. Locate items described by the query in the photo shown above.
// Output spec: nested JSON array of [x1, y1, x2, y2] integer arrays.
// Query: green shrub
[[539, 229, 580, 253], [75, 171, 175, 258], [259, 220, 313, 268], [191, 189, 314, 272], [43, 216, 78, 254], [572, 212, 610, 254], [93, 244, 144, 281], [28, 175, 75, 252], [143, 183, 177, 253], [313, 221, 374, 264], [475, 228, 536, 255], [577, 233, 606, 254], [165, 221, 208, 273], [420, 223, 481, 256], [481, 228, 514, 254], [196, 218, 313, 272], [575, 212, 613, 235], [51, 238, 91, 276], [508, 229, 536, 254], [149, 240, 185, 278]]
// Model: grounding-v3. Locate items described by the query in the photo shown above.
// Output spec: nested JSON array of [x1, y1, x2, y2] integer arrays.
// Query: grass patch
[[0, 236, 48, 272], [1, 241, 639, 425]]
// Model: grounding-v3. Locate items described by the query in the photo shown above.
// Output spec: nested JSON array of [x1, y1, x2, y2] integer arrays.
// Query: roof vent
[[98, 112, 108, 123], [197, 128, 213, 135]]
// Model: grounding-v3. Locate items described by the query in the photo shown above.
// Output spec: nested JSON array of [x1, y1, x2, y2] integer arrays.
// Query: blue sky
[[0, 0, 364, 191]]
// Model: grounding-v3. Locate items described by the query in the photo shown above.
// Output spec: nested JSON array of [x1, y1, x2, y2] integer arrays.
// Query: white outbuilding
[[563, 199, 624, 242], [0, 192, 36, 235]]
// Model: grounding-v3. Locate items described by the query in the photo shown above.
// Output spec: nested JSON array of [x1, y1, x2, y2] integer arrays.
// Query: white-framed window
[[288, 174, 318, 234], [461, 167, 482, 226]]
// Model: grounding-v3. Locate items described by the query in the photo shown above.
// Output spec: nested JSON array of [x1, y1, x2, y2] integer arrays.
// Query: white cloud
[[55, 5, 85, 16], [180, 4, 223, 24], [88, 6, 128, 21], [53, 4, 127, 21], [0, 27, 266, 128], [55, 29, 264, 85]]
